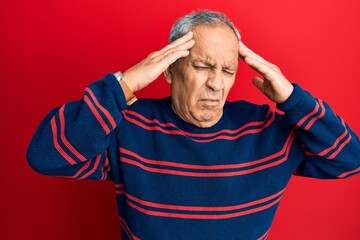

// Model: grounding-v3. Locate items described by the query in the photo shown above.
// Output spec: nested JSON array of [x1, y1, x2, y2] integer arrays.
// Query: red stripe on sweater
[[124, 108, 272, 138], [85, 87, 116, 129], [120, 130, 293, 170], [120, 131, 295, 177], [70, 161, 91, 179], [126, 194, 282, 220], [123, 114, 184, 135], [121, 152, 291, 177], [115, 183, 125, 188], [77, 155, 101, 179], [296, 101, 320, 127], [122, 110, 275, 142], [304, 150, 315, 156], [118, 216, 140, 240], [84, 95, 110, 134], [100, 155, 110, 180], [315, 130, 349, 157], [305, 116, 351, 159], [115, 183, 125, 194], [328, 134, 352, 159], [124, 109, 178, 128], [125, 188, 284, 212], [50, 116, 76, 165], [303, 99, 326, 130], [257, 229, 270, 240], [338, 166, 360, 178], [59, 105, 86, 161], [194, 116, 275, 143], [121, 132, 294, 177]]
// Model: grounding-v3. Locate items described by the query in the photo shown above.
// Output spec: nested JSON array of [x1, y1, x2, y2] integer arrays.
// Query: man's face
[[166, 24, 239, 128]]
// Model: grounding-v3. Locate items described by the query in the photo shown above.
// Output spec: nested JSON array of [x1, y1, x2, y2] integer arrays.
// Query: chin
[[198, 110, 221, 122]]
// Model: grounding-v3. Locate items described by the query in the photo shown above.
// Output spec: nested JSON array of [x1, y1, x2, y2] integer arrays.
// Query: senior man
[[27, 10, 360, 239]]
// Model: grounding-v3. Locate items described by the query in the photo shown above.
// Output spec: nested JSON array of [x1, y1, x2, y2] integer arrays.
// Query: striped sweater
[[27, 74, 360, 240]]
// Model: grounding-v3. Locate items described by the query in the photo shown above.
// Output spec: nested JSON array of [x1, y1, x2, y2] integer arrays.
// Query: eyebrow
[[190, 57, 237, 70], [190, 57, 213, 65]]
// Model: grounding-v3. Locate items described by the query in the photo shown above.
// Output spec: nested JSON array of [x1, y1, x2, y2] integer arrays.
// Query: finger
[[239, 41, 254, 59], [155, 38, 195, 60], [160, 31, 194, 53], [161, 49, 191, 69], [252, 76, 265, 92], [244, 57, 278, 80], [151, 37, 194, 60], [239, 41, 263, 60], [239, 42, 277, 70]]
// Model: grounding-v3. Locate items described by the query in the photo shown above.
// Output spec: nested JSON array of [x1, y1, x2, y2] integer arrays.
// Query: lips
[[200, 99, 219, 102], [199, 99, 220, 107]]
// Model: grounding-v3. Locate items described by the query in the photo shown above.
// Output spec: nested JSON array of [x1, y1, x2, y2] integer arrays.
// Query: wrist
[[276, 83, 304, 112], [114, 71, 138, 106], [123, 70, 139, 93], [277, 84, 294, 104]]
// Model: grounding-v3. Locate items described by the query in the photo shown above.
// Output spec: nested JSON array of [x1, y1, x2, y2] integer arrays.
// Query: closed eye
[[193, 65, 210, 70], [223, 70, 235, 75]]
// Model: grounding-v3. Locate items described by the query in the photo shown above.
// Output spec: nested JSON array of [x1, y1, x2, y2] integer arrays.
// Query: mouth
[[199, 99, 220, 107], [200, 98, 220, 102]]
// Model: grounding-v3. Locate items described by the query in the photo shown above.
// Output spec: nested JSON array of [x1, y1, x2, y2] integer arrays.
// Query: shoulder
[[124, 97, 171, 119], [223, 100, 290, 133], [129, 97, 168, 110], [222, 100, 279, 128]]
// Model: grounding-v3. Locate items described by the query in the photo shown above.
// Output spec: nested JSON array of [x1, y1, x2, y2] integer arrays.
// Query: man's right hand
[[122, 31, 195, 92]]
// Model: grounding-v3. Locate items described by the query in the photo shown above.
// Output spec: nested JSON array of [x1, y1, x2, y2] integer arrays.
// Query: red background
[[1, 0, 360, 239]]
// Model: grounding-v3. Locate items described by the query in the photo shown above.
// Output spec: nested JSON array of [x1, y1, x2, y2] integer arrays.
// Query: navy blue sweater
[[27, 74, 360, 239]]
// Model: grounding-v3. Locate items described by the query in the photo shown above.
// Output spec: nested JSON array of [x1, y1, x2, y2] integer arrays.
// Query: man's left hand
[[239, 42, 294, 104]]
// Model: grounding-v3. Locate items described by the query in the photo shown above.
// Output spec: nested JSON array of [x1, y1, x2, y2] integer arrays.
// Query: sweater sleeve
[[26, 74, 127, 181], [277, 84, 360, 179]]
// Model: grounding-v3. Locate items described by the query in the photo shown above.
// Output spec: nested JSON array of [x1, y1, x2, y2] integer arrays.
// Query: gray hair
[[169, 10, 240, 43]]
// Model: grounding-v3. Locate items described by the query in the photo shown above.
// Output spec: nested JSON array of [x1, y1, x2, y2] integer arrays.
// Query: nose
[[206, 70, 224, 92]]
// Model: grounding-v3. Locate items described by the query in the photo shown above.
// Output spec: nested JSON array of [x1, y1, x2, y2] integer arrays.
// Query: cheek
[[185, 86, 202, 106], [184, 74, 207, 96]]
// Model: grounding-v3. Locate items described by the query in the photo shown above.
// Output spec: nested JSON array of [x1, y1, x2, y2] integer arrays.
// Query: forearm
[[26, 74, 126, 180], [277, 84, 360, 178]]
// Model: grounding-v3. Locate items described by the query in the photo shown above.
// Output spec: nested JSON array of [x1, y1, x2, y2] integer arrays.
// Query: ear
[[164, 65, 172, 84]]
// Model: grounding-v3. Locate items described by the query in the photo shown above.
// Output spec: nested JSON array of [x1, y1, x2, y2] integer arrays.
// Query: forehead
[[189, 24, 239, 66]]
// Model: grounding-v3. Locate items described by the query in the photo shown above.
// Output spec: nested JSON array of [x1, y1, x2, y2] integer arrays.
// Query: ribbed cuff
[[102, 73, 128, 110], [276, 83, 305, 112]]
